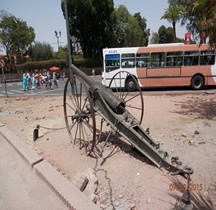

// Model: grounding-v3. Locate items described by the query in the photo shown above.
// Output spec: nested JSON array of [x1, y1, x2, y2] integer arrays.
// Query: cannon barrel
[[71, 64, 125, 114]]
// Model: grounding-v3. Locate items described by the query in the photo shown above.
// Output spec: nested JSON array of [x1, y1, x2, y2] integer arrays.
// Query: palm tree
[[161, 5, 186, 43], [191, 0, 216, 45]]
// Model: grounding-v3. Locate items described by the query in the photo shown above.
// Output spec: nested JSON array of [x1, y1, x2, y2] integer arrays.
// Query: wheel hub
[[72, 108, 91, 123]]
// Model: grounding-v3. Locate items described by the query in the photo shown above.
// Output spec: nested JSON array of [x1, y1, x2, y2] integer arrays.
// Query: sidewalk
[[0, 122, 100, 210]]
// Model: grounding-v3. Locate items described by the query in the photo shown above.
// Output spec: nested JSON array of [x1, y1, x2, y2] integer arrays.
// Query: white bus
[[102, 43, 216, 90]]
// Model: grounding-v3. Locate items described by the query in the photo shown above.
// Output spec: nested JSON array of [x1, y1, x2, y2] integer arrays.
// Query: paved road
[[0, 76, 102, 97], [1, 77, 216, 97], [0, 80, 65, 97]]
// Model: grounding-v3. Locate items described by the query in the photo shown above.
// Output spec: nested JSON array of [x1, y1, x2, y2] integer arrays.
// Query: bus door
[[147, 52, 182, 86], [103, 54, 120, 87]]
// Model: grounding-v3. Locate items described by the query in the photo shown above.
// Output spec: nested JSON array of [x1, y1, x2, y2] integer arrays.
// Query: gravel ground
[[0, 91, 215, 210]]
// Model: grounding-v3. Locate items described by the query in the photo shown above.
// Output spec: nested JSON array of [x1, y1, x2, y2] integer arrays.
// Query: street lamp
[[62, 0, 73, 76], [54, 30, 61, 51]]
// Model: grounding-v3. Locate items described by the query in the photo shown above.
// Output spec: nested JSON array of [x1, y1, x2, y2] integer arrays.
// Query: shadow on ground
[[172, 95, 216, 120]]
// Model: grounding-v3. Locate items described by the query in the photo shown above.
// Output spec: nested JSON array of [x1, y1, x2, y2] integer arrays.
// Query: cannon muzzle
[[71, 64, 125, 114]]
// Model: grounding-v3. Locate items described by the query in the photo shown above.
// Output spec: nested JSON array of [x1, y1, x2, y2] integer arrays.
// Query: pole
[[1, 68, 8, 97], [63, 0, 73, 77], [0, 59, 8, 97], [54, 30, 61, 51]]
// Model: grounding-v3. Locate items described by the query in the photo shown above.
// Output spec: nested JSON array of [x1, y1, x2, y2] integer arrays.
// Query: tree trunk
[[172, 21, 177, 43]]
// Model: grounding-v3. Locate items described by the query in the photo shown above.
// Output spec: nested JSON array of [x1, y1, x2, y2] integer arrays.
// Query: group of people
[[22, 71, 59, 91]]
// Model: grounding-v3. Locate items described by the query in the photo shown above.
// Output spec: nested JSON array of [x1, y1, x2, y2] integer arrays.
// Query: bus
[[102, 43, 216, 90]]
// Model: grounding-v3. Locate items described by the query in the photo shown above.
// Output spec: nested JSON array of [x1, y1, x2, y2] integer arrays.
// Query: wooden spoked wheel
[[108, 71, 144, 124], [63, 76, 96, 155]]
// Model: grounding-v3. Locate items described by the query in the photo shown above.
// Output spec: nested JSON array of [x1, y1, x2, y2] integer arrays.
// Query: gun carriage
[[63, 64, 193, 177], [63, 64, 194, 209]]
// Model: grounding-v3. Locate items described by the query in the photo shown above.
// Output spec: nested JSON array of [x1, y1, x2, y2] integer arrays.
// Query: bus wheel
[[108, 71, 144, 124], [191, 75, 204, 90], [125, 77, 137, 91]]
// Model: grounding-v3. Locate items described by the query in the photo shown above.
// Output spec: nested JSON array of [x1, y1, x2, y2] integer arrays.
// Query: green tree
[[166, 27, 174, 43], [62, 0, 115, 58], [161, 4, 185, 42], [158, 25, 167, 43], [169, 0, 216, 46], [28, 41, 53, 61], [191, 0, 216, 45], [112, 5, 148, 47], [150, 32, 159, 44], [134, 12, 150, 46], [0, 10, 35, 55], [158, 25, 182, 44]]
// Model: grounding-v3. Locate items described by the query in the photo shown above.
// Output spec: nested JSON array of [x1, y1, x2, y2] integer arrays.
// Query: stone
[[130, 203, 136, 210], [118, 194, 123, 199], [146, 198, 152, 204], [194, 130, 199, 135], [181, 133, 187, 138], [82, 168, 98, 195]]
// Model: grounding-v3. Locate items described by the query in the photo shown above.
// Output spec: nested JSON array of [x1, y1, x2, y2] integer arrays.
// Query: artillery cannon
[[63, 64, 194, 209], [64, 64, 193, 177]]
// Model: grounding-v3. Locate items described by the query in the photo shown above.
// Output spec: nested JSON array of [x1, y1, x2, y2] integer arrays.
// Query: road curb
[[0, 123, 43, 167], [34, 160, 100, 210], [0, 122, 100, 210]]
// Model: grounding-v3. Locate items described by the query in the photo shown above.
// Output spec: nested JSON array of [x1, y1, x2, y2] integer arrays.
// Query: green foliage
[[158, 25, 182, 44], [161, 4, 185, 23], [17, 59, 67, 71], [134, 13, 150, 46], [158, 25, 167, 43], [17, 57, 102, 72], [150, 32, 159, 44], [28, 41, 53, 61], [168, 0, 216, 46], [166, 27, 174, 43], [161, 4, 186, 42], [75, 58, 102, 68], [63, 0, 115, 58], [112, 5, 149, 47], [0, 10, 35, 55], [62, 2, 150, 58]]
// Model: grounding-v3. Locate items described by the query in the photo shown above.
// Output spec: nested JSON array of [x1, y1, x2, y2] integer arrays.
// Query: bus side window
[[136, 53, 150, 68], [184, 57, 192, 66], [122, 61, 129, 68], [192, 56, 199, 65], [184, 51, 198, 66], [200, 56, 208, 65], [122, 53, 135, 68], [166, 51, 183, 67], [208, 56, 215, 65], [200, 51, 215, 65], [151, 52, 165, 68]]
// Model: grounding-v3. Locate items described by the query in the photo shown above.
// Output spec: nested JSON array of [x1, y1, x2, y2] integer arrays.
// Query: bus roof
[[103, 43, 213, 55], [147, 43, 185, 47]]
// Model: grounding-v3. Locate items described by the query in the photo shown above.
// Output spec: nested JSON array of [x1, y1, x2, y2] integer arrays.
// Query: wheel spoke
[[69, 120, 76, 133], [126, 104, 143, 110], [63, 77, 96, 155], [66, 102, 76, 112], [75, 121, 79, 140], [125, 93, 141, 103], [108, 71, 144, 124], [83, 119, 94, 133]]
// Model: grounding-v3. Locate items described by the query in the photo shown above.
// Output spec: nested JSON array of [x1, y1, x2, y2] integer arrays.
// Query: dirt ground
[[0, 90, 216, 210]]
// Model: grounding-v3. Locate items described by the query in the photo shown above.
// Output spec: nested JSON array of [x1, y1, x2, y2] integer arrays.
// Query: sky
[[1, 0, 187, 53]]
